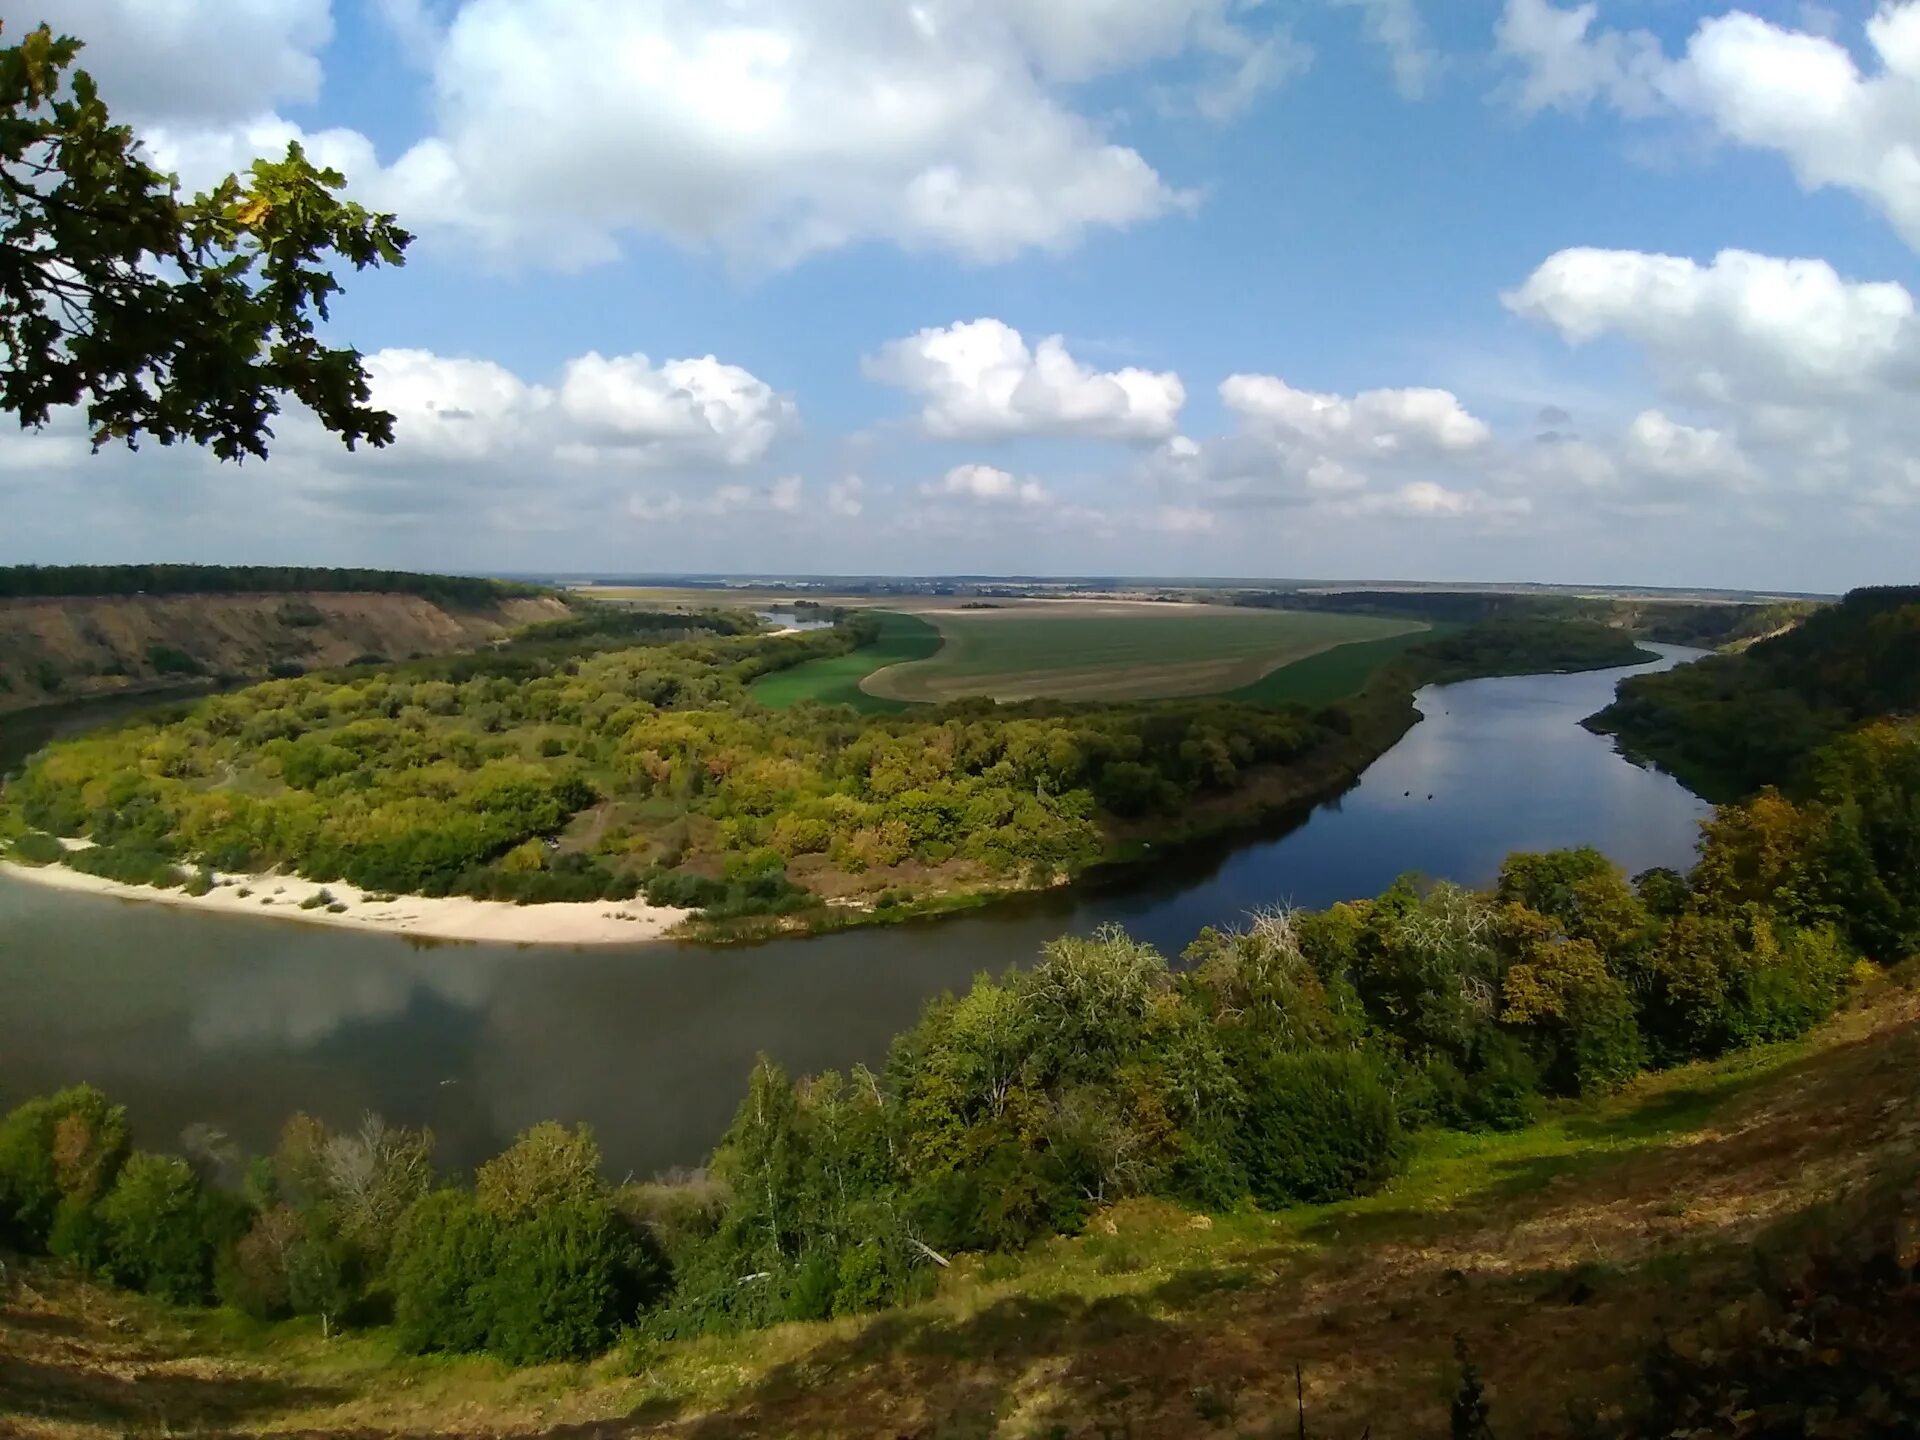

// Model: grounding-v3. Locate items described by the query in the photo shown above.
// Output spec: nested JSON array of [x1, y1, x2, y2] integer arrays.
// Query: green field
[[1221, 624, 1452, 705], [860, 605, 1422, 704], [747, 611, 941, 712]]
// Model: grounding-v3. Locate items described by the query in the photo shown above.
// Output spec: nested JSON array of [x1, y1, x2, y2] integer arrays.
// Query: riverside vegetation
[[0, 606, 1649, 936], [3, 595, 1916, 1430], [1, 709, 1913, 1417]]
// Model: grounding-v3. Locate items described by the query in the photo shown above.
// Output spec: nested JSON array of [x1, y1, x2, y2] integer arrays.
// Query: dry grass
[[4, 988, 1916, 1439]]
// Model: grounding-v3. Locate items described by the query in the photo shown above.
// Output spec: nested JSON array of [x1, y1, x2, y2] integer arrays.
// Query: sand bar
[[0, 859, 689, 946]]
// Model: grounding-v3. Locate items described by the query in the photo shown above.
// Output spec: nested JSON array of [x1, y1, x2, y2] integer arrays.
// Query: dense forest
[[1589, 585, 1920, 802], [3, 699, 1912, 1367], [0, 565, 550, 606], [0, 611, 1649, 930], [1236, 587, 1820, 649], [1393, 617, 1651, 680]]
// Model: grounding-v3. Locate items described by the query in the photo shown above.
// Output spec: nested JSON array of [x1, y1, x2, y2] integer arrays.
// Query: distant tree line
[[0, 565, 551, 607], [1399, 618, 1651, 681], [1590, 585, 1920, 801], [1235, 588, 1819, 649]]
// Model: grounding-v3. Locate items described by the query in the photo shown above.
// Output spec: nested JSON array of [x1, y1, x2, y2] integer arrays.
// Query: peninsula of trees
[[1, 605, 1652, 937]]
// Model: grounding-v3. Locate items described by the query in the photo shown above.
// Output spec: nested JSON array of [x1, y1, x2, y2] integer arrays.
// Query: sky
[[4, 0, 1920, 592]]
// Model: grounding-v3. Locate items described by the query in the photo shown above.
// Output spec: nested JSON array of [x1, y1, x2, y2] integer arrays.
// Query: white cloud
[[1496, 1, 1920, 252], [1141, 372, 1511, 528], [924, 463, 1050, 505], [557, 354, 795, 466], [1221, 374, 1492, 452], [371, 0, 448, 64], [827, 475, 867, 518], [361, 349, 546, 462], [867, 319, 1185, 442], [273, 347, 794, 489], [627, 485, 757, 524], [1330, 0, 1440, 99], [1338, 481, 1532, 520], [1506, 242, 1920, 519], [30, 0, 331, 124], [769, 475, 804, 512], [133, 0, 1274, 269], [1154, 504, 1217, 533], [1622, 411, 1756, 489], [59, 0, 1460, 271], [1504, 247, 1920, 401]]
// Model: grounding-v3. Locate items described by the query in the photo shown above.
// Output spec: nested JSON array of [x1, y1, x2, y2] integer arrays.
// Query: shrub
[[0, 1085, 129, 1249], [146, 644, 204, 677], [1647, 911, 1851, 1059], [67, 842, 183, 889], [218, 1205, 303, 1319], [478, 1199, 644, 1364], [390, 1190, 499, 1354], [476, 1122, 603, 1222], [1232, 1050, 1406, 1207], [286, 1227, 361, 1335], [6, 830, 65, 866], [97, 1153, 219, 1304], [48, 1196, 111, 1272]]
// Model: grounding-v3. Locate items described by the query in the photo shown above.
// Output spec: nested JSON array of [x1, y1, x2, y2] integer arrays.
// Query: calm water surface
[[0, 647, 1708, 1176]]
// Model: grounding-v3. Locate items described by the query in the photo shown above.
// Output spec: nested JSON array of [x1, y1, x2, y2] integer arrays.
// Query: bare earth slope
[[3, 988, 1913, 1439], [0, 593, 568, 713]]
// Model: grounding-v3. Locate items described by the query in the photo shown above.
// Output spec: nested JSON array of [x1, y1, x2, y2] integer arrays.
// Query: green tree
[[0, 1084, 128, 1249], [1232, 1050, 1406, 1207], [477, 1199, 644, 1364], [389, 1190, 498, 1355], [96, 1153, 218, 1303], [1, 25, 409, 460], [474, 1122, 603, 1223]]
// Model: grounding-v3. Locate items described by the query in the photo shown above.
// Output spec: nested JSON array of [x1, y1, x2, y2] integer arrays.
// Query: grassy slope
[[746, 611, 942, 713], [863, 610, 1420, 704], [6, 986, 1914, 1439]]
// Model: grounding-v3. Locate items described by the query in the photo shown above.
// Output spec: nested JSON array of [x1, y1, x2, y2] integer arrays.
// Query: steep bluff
[[0, 591, 569, 713]]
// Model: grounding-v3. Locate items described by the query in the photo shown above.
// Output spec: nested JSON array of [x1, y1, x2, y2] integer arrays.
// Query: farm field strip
[[747, 611, 941, 712], [860, 609, 1423, 704], [1221, 624, 1453, 705]]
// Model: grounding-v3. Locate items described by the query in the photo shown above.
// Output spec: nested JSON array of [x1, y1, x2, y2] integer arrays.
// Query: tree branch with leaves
[[0, 22, 410, 462]]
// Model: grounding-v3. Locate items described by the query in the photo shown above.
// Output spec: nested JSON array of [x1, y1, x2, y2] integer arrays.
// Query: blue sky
[[6, 0, 1920, 592]]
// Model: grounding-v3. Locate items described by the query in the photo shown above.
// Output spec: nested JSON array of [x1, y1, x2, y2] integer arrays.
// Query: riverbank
[[0, 858, 689, 945]]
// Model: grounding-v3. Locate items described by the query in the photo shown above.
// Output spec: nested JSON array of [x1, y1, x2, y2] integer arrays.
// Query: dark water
[[0, 682, 246, 777], [0, 647, 1709, 1178]]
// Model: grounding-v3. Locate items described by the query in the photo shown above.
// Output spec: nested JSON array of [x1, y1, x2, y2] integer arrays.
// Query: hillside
[[1588, 584, 1920, 801], [3, 983, 1913, 1438], [0, 590, 569, 714]]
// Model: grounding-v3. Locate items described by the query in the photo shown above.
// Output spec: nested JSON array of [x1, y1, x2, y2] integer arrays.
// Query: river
[[0, 646, 1709, 1178]]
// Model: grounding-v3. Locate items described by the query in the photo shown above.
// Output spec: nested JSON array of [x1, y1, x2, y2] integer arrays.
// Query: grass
[[747, 611, 941, 713], [861, 608, 1422, 704], [1220, 624, 1453, 705], [10, 989, 1911, 1438]]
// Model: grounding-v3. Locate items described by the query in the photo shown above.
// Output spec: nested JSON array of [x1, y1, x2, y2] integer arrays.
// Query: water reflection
[[0, 647, 1709, 1176]]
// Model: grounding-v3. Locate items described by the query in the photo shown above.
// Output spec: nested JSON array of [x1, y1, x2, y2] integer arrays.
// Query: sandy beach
[[0, 858, 690, 945]]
